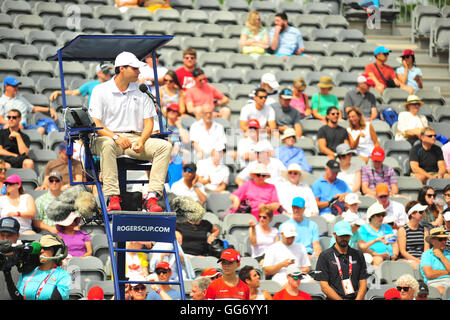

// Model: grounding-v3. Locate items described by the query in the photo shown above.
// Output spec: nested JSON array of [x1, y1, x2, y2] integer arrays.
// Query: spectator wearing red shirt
[[273, 264, 312, 300], [175, 48, 202, 91], [184, 68, 230, 120]]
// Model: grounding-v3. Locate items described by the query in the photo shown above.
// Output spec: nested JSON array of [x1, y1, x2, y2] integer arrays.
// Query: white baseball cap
[[345, 193, 361, 205], [261, 73, 279, 90], [114, 51, 146, 68], [280, 223, 298, 238]]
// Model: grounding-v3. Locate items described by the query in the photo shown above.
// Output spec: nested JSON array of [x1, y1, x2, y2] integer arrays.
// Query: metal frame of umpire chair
[[49, 34, 185, 300]]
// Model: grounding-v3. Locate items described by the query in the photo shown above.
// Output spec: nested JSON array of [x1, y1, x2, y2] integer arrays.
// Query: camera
[[0, 240, 40, 274]]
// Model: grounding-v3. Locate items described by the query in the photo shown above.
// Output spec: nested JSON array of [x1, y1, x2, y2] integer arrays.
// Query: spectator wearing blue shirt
[[395, 49, 422, 94], [358, 202, 399, 268], [274, 127, 311, 172], [311, 160, 351, 219], [269, 13, 310, 61], [279, 197, 321, 259], [420, 227, 450, 296], [49, 63, 113, 106], [146, 262, 182, 300]]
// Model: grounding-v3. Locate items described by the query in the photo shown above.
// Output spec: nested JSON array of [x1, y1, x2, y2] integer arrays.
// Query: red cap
[[358, 73, 375, 87], [217, 248, 241, 263], [166, 103, 180, 112], [201, 268, 222, 278], [155, 261, 171, 270], [87, 286, 104, 300], [401, 49, 415, 57], [247, 119, 260, 129], [384, 288, 401, 300], [371, 146, 385, 162]]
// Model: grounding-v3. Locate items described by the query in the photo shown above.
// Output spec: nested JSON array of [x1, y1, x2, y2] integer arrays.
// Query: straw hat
[[425, 227, 450, 243], [281, 163, 308, 181], [317, 76, 334, 89], [403, 95, 424, 108], [250, 163, 270, 176]]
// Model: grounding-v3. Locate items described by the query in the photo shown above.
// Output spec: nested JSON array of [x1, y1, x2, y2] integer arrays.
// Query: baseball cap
[[371, 146, 385, 162], [343, 212, 365, 226], [374, 46, 391, 56], [3, 76, 21, 87], [326, 160, 340, 173], [247, 118, 261, 129], [166, 103, 180, 112], [280, 223, 298, 238], [333, 220, 353, 236], [292, 196, 305, 208], [400, 49, 415, 57], [202, 268, 222, 278], [155, 261, 171, 271], [217, 248, 241, 263], [417, 280, 429, 296], [95, 63, 113, 74], [286, 264, 302, 276], [114, 51, 146, 68], [279, 88, 293, 99], [384, 288, 401, 300], [345, 193, 361, 205], [0, 217, 20, 234], [336, 143, 356, 157], [261, 73, 279, 90], [192, 68, 205, 78], [5, 174, 22, 186], [356, 73, 375, 87], [49, 171, 62, 181], [40, 234, 62, 248], [367, 202, 387, 220], [87, 286, 104, 300], [375, 183, 389, 195]]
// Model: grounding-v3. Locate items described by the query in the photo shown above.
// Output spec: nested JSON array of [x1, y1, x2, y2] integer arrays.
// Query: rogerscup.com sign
[[112, 214, 176, 242]]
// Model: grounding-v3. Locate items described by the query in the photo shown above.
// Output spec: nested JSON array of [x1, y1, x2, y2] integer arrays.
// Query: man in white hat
[[275, 163, 318, 217], [196, 142, 230, 194], [263, 222, 311, 286], [342, 193, 364, 220], [274, 127, 311, 172], [343, 73, 378, 121], [89, 51, 172, 213], [248, 73, 280, 106]]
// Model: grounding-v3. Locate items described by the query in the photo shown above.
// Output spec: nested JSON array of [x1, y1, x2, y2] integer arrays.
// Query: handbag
[[208, 239, 232, 258], [374, 63, 398, 88], [235, 199, 252, 214]]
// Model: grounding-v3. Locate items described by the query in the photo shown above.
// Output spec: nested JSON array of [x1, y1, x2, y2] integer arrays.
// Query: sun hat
[[403, 95, 424, 108], [261, 73, 279, 89], [286, 264, 302, 276], [55, 211, 81, 227], [336, 143, 356, 157], [281, 163, 308, 181], [280, 127, 296, 141], [40, 234, 63, 248], [250, 163, 270, 176], [367, 202, 387, 220], [345, 193, 361, 205], [425, 227, 450, 243], [317, 76, 334, 88]]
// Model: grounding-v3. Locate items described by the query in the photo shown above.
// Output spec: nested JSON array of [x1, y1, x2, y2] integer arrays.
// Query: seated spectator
[[329, 212, 365, 249], [269, 12, 309, 62], [240, 88, 277, 134], [395, 49, 423, 94], [125, 241, 150, 280], [417, 186, 444, 228], [158, 71, 185, 115], [189, 105, 227, 160], [56, 211, 92, 262], [317, 106, 349, 160], [444, 185, 450, 211], [279, 197, 321, 259], [271, 88, 303, 138], [361, 146, 399, 197], [248, 204, 279, 261], [36, 142, 83, 190], [0, 109, 34, 169], [410, 126, 450, 184], [420, 227, 450, 295], [365, 46, 410, 95], [311, 77, 340, 122], [395, 274, 420, 300], [175, 48, 201, 91], [373, 183, 408, 229], [33, 171, 63, 234], [165, 104, 190, 152], [397, 201, 430, 270], [342, 193, 365, 220], [0, 175, 36, 235], [175, 196, 219, 257], [189, 277, 211, 300], [126, 275, 148, 300], [311, 160, 351, 220], [248, 73, 280, 106], [275, 163, 318, 217], [170, 163, 207, 205], [446, 209, 450, 249], [343, 74, 378, 121], [395, 95, 428, 144], [274, 128, 310, 172], [0, 159, 6, 194], [139, 53, 168, 94], [346, 106, 379, 163], [240, 11, 269, 58], [230, 163, 280, 220], [197, 143, 230, 194], [238, 265, 272, 300], [184, 68, 230, 120], [263, 222, 311, 286], [358, 202, 399, 267], [384, 287, 401, 300], [141, 0, 173, 14], [290, 78, 311, 117], [50, 63, 112, 106], [0, 77, 58, 135], [235, 140, 286, 186], [336, 143, 362, 193], [147, 262, 181, 300], [272, 265, 311, 300], [236, 119, 270, 168]]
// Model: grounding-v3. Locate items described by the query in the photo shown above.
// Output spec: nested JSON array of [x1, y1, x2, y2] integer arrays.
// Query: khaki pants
[[93, 133, 172, 197]]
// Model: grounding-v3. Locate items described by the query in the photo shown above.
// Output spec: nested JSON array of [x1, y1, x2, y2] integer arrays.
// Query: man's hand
[[49, 108, 58, 121], [8, 131, 21, 140], [115, 136, 132, 150], [132, 140, 144, 153]]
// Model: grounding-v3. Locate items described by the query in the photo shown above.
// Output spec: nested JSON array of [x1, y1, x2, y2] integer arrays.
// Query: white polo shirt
[[196, 157, 230, 192], [239, 100, 276, 129], [88, 77, 156, 132], [189, 120, 227, 155]]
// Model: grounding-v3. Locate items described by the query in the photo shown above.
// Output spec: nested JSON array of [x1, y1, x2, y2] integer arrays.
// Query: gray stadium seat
[[306, 155, 330, 176], [321, 15, 349, 29], [337, 29, 366, 43], [79, 18, 106, 34], [299, 282, 326, 300], [305, 2, 332, 15], [170, 0, 194, 11], [34, 2, 64, 18], [315, 56, 346, 72], [256, 55, 285, 71], [195, 23, 224, 38], [92, 5, 122, 22], [153, 8, 181, 22], [182, 36, 210, 53], [1, 0, 32, 16], [27, 30, 58, 48], [0, 59, 22, 78], [0, 28, 26, 45], [433, 105, 450, 123], [228, 53, 256, 70], [380, 260, 415, 285], [411, 5, 441, 42], [206, 192, 232, 217], [285, 56, 316, 72], [91, 234, 110, 266], [0, 13, 13, 28], [327, 42, 355, 57], [222, 213, 256, 239], [136, 21, 166, 36], [250, 0, 277, 14], [84, 280, 115, 300], [354, 42, 378, 57], [181, 9, 209, 24], [383, 139, 411, 168], [294, 14, 322, 29], [415, 88, 446, 106], [396, 176, 423, 200], [122, 7, 152, 22], [344, 56, 374, 73], [63, 3, 94, 19], [209, 10, 239, 25], [223, 25, 242, 39], [106, 20, 136, 34], [214, 68, 244, 85], [222, 0, 250, 13], [28, 148, 58, 176], [22, 129, 45, 149], [382, 88, 410, 105], [44, 17, 74, 35], [198, 52, 228, 69], [194, 0, 222, 11], [211, 38, 239, 54], [13, 14, 45, 31], [67, 256, 107, 289], [167, 22, 196, 37], [9, 45, 40, 64], [303, 41, 328, 56], [310, 28, 338, 42]]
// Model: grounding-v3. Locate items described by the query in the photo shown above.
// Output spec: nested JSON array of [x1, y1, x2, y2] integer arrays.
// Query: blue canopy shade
[[48, 34, 173, 62]]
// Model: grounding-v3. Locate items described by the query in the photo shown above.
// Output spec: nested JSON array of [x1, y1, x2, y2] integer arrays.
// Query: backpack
[[381, 108, 398, 127]]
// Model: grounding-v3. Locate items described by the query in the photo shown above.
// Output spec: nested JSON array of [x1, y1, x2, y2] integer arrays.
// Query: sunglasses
[[329, 112, 339, 116], [4, 182, 18, 186], [290, 274, 303, 280], [256, 95, 268, 99], [402, 55, 412, 58], [164, 78, 174, 83], [396, 286, 410, 292], [49, 178, 61, 183], [426, 193, 436, 198], [155, 268, 170, 275], [288, 171, 299, 175], [436, 237, 448, 242], [7, 115, 19, 120], [0, 168, 6, 172], [132, 285, 146, 292], [425, 134, 436, 138], [184, 168, 194, 173], [444, 193, 450, 198], [254, 173, 269, 178], [259, 215, 268, 219], [378, 195, 389, 199], [373, 213, 385, 218], [383, 52, 390, 56], [183, 56, 196, 60]]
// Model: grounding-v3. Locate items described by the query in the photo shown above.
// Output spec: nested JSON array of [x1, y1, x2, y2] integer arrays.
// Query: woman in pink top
[[289, 78, 310, 117], [230, 163, 280, 220]]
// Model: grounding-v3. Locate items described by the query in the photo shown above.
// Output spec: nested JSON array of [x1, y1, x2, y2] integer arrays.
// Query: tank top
[[251, 224, 278, 258], [0, 194, 33, 233], [254, 288, 266, 300], [289, 93, 306, 115], [161, 86, 180, 110], [403, 224, 425, 259]]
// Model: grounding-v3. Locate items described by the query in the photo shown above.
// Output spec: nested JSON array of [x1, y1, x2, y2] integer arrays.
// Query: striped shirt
[[361, 164, 398, 190], [404, 224, 425, 259]]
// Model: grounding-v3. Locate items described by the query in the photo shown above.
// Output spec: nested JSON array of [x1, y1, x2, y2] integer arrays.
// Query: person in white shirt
[[240, 88, 276, 134], [170, 163, 207, 205], [370, 183, 408, 229], [189, 105, 227, 160], [138, 53, 168, 94], [275, 163, 318, 217], [89, 51, 172, 213], [342, 193, 366, 221], [197, 143, 230, 194]]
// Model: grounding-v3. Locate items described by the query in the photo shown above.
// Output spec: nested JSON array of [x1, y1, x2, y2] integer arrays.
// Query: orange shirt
[[273, 288, 312, 300], [365, 63, 396, 86], [204, 277, 250, 300]]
